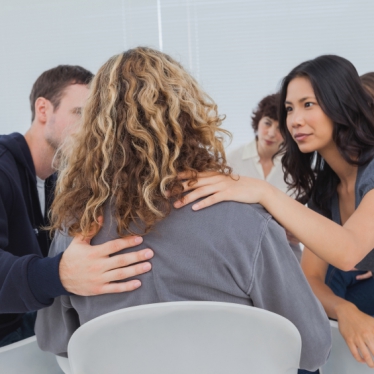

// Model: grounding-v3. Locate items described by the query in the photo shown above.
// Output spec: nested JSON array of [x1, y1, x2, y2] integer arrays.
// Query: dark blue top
[[0, 133, 68, 339]]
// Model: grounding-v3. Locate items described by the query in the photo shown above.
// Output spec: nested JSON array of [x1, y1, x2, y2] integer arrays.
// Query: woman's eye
[[305, 102, 314, 108], [285, 106, 292, 113], [265, 122, 272, 126]]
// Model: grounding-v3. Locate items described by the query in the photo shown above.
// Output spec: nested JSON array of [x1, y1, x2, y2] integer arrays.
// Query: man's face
[[45, 84, 90, 150]]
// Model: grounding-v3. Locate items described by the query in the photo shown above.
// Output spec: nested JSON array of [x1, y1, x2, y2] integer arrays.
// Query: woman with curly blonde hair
[[49, 47, 230, 237], [35, 47, 330, 372]]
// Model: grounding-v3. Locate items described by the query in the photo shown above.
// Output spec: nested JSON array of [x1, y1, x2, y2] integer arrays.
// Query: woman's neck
[[319, 144, 357, 189]]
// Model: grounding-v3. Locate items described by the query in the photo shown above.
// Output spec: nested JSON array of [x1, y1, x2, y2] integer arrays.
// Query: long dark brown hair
[[278, 55, 374, 216]]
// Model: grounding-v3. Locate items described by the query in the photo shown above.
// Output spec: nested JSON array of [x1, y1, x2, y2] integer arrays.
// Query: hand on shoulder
[[174, 172, 271, 210]]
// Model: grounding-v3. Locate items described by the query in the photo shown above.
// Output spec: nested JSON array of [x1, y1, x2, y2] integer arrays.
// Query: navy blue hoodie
[[0, 133, 68, 339]]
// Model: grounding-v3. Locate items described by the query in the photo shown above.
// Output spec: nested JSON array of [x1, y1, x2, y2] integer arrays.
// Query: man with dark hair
[[0, 65, 154, 347]]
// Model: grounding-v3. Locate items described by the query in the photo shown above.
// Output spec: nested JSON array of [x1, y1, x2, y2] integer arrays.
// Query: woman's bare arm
[[175, 172, 374, 270]]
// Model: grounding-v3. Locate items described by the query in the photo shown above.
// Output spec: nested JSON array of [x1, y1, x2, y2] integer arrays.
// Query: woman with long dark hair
[[177, 55, 374, 368]]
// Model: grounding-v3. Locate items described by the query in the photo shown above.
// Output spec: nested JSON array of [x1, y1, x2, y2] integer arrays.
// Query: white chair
[[0, 335, 63, 374], [67, 301, 302, 374], [320, 320, 374, 374], [56, 355, 72, 374]]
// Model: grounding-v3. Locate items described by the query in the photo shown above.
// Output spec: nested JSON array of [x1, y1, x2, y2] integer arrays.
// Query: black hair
[[278, 55, 374, 216]]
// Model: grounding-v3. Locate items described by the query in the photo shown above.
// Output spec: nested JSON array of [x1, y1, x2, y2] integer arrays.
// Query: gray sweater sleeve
[[35, 231, 76, 357], [248, 218, 331, 371], [35, 295, 78, 357]]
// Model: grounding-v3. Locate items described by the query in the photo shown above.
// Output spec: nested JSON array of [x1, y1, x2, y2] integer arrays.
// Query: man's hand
[[59, 234, 153, 296]]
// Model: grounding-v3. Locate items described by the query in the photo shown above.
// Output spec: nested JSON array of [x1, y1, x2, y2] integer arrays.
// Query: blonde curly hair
[[50, 47, 231, 237]]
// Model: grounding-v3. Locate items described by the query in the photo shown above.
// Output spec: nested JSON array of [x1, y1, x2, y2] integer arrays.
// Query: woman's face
[[285, 76, 334, 154], [257, 116, 283, 155]]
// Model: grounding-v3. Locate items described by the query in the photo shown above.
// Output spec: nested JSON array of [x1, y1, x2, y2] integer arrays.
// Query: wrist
[[58, 252, 71, 293], [258, 181, 275, 207], [335, 301, 358, 320]]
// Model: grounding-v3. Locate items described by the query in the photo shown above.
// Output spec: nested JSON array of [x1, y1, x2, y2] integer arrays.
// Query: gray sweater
[[35, 201, 331, 371]]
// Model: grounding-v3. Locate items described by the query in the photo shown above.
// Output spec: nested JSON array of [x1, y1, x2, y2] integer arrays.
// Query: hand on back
[[59, 217, 154, 296]]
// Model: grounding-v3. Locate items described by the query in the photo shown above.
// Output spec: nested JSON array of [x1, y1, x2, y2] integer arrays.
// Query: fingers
[[357, 341, 374, 367], [103, 261, 152, 283], [104, 248, 154, 272], [177, 171, 221, 180], [356, 271, 373, 280], [192, 193, 227, 210], [365, 339, 374, 367], [98, 236, 144, 256], [342, 322, 374, 367], [346, 340, 365, 363], [180, 174, 228, 192], [98, 280, 142, 294], [177, 192, 226, 211], [174, 183, 223, 208]]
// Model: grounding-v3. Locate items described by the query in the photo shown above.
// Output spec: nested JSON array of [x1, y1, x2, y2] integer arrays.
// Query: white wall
[[1, 0, 374, 150]]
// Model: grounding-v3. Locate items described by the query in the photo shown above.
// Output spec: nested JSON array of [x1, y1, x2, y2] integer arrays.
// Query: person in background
[[35, 47, 331, 372], [176, 55, 374, 370], [0, 65, 154, 347], [227, 93, 301, 261]]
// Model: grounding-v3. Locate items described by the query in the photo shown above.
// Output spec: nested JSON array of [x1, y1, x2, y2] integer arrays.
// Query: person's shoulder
[[227, 141, 255, 159], [358, 157, 374, 199], [189, 200, 272, 231], [226, 144, 246, 165], [49, 230, 73, 257], [0, 145, 19, 191], [361, 157, 374, 178], [227, 144, 246, 157], [0, 138, 18, 173], [0, 142, 11, 161]]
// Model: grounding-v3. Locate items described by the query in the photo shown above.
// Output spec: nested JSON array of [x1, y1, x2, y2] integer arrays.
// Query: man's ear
[[34, 97, 50, 125]]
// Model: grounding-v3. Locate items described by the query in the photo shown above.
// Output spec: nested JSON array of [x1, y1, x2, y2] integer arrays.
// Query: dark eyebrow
[[299, 96, 315, 103], [285, 96, 315, 105]]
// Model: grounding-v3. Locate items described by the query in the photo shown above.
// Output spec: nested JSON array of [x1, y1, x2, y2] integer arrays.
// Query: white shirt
[[36, 176, 45, 215], [227, 139, 291, 195]]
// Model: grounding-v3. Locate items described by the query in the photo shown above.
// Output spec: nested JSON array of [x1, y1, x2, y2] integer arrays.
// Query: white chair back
[[68, 301, 302, 374], [0, 335, 63, 374], [56, 355, 72, 374], [320, 320, 373, 374]]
